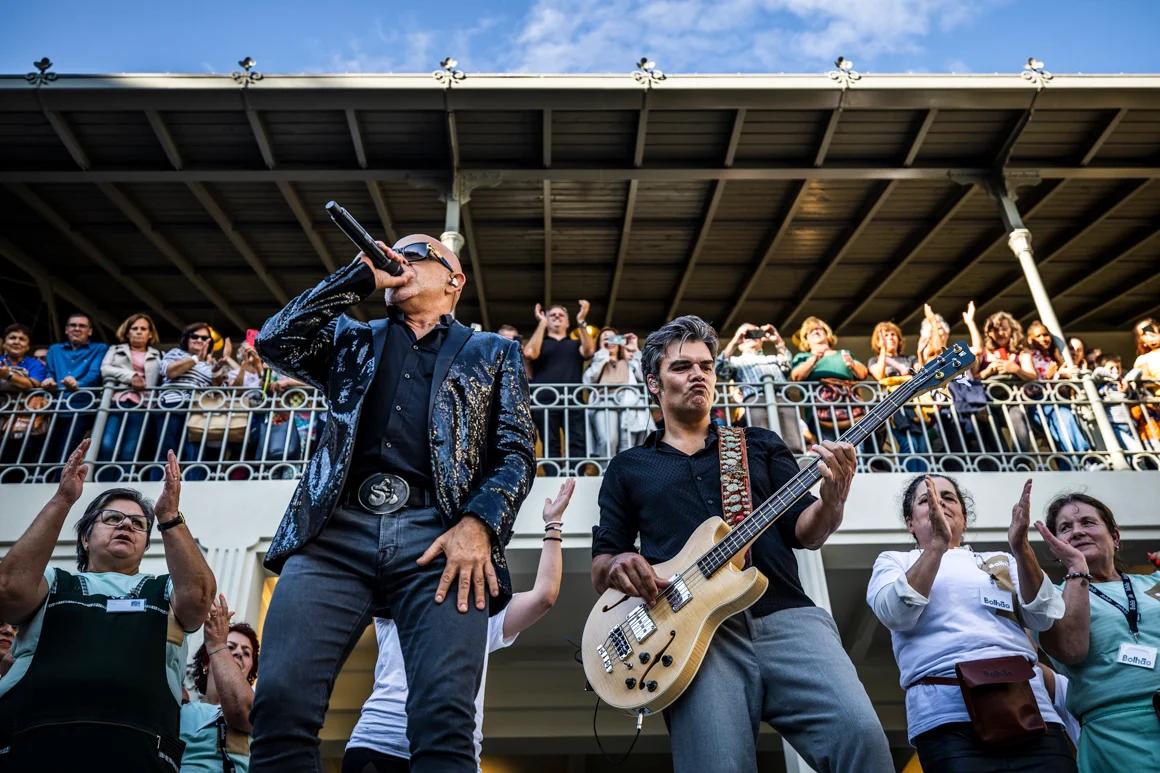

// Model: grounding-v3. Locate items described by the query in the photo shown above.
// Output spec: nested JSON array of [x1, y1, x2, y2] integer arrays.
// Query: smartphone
[[608, 334, 627, 345], [245, 328, 259, 348], [745, 329, 766, 339]]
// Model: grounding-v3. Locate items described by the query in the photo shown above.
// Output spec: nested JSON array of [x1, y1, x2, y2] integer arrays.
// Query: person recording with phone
[[583, 328, 651, 458], [250, 230, 536, 773], [718, 322, 803, 450]]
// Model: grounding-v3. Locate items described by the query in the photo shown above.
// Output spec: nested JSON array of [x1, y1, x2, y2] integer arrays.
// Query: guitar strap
[[718, 426, 755, 565]]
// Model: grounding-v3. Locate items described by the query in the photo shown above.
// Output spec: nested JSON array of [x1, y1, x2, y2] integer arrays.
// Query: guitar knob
[[646, 680, 658, 692], [624, 678, 637, 689], [661, 655, 673, 667], [639, 652, 650, 664]]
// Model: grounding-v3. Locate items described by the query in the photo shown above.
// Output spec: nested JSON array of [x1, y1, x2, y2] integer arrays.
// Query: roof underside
[[1, 73, 1158, 340]]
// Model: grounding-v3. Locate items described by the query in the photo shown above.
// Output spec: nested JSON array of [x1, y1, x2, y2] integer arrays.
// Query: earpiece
[[449, 277, 459, 288]]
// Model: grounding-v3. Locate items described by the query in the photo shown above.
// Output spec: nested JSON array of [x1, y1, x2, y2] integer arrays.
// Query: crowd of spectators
[[1, 303, 1159, 478]]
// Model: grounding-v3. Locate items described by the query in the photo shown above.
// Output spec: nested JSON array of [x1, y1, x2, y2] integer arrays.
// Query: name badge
[[1117, 642, 1157, 670], [980, 586, 1013, 612], [106, 598, 145, 614]]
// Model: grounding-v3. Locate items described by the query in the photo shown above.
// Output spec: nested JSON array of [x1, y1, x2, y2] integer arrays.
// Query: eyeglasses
[[188, 334, 213, 342], [96, 509, 150, 533], [397, 242, 454, 274], [66, 323, 91, 329]]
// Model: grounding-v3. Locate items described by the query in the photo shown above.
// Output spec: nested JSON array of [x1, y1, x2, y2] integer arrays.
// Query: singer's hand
[[359, 241, 414, 290]]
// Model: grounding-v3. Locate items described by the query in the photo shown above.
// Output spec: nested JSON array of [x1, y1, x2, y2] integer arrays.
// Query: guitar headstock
[[910, 341, 976, 396]]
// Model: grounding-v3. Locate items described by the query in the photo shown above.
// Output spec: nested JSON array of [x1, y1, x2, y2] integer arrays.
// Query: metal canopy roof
[[1, 71, 1158, 341]]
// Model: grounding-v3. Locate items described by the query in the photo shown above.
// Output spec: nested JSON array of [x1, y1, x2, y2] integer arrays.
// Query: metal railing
[[0, 380, 1156, 482]]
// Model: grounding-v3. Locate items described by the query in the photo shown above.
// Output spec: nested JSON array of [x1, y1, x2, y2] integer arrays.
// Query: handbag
[[814, 378, 867, 429], [947, 376, 988, 416], [187, 391, 249, 444], [954, 655, 1045, 746], [1, 393, 50, 438]]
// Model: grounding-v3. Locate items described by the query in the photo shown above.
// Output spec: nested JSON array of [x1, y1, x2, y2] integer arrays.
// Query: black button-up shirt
[[593, 424, 817, 618], [350, 307, 451, 489]]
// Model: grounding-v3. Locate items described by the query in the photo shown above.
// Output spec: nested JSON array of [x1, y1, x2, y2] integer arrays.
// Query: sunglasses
[[96, 509, 150, 533], [396, 242, 454, 274], [188, 334, 213, 342]]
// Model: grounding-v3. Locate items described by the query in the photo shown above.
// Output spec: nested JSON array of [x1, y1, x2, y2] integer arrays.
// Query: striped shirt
[[161, 347, 216, 389]]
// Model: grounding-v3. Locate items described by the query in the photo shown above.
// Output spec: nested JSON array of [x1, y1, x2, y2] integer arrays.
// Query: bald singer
[[250, 235, 537, 773]]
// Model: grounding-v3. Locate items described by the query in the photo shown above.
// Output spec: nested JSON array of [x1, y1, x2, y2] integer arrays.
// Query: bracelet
[[1063, 571, 1092, 583], [207, 645, 230, 657], [544, 521, 564, 530], [543, 536, 562, 543]]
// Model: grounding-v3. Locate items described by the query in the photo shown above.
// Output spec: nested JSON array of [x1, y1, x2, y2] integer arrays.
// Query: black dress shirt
[[530, 335, 584, 383], [593, 424, 817, 618], [350, 307, 451, 489]]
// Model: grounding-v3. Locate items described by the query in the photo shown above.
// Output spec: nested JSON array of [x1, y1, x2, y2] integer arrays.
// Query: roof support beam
[[4, 165, 1160, 185], [1065, 224, 1160, 328], [246, 109, 277, 169], [721, 181, 810, 332], [667, 108, 746, 320], [43, 110, 90, 170], [98, 182, 249, 331], [1079, 108, 1127, 166], [898, 179, 1067, 328], [814, 108, 841, 167], [903, 109, 937, 167], [345, 108, 401, 245], [667, 181, 725, 321], [542, 180, 552, 306], [779, 180, 896, 331], [542, 109, 552, 168], [345, 108, 368, 169], [604, 101, 654, 326], [5, 183, 185, 331], [835, 184, 975, 330], [0, 235, 119, 332], [460, 205, 491, 331], [144, 109, 289, 308]]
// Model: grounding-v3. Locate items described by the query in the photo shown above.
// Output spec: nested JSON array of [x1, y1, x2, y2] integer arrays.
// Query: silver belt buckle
[[357, 473, 410, 514]]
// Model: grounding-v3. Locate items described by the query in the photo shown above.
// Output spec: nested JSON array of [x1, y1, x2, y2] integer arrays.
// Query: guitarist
[[591, 315, 892, 773]]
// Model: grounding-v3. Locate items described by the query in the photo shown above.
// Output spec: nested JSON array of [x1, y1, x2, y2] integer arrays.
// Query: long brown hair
[[984, 311, 1024, 353], [116, 313, 160, 348], [1133, 317, 1159, 356]]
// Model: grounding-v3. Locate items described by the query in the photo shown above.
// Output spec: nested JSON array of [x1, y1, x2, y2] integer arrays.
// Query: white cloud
[[319, 0, 994, 74]]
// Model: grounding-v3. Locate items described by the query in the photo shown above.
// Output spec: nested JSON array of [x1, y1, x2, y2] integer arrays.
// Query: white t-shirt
[[867, 548, 1065, 741], [347, 609, 516, 767], [1049, 670, 1082, 745]]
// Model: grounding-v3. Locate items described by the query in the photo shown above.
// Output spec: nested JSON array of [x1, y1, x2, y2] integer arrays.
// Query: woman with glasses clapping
[[0, 440, 215, 772]]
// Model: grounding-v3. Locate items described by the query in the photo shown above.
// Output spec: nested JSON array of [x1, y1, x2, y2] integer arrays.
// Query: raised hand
[[55, 439, 90, 505], [543, 478, 576, 526], [577, 299, 591, 322], [154, 450, 182, 521], [924, 476, 953, 549], [204, 593, 233, 649], [1008, 479, 1033, 553], [358, 240, 414, 290], [1034, 520, 1088, 574], [962, 300, 976, 326], [534, 303, 546, 323]]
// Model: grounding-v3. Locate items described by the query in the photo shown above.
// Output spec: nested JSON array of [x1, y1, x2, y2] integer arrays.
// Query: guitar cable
[[567, 637, 643, 765]]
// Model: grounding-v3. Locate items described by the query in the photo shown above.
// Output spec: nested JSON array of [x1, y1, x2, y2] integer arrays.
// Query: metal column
[[991, 186, 1130, 470], [780, 549, 833, 773]]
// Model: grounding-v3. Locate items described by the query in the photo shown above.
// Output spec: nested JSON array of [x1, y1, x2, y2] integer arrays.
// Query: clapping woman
[[867, 475, 1074, 771]]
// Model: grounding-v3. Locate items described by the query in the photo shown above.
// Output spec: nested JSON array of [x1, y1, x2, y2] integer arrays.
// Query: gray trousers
[[664, 606, 893, 773], [250, 504, 488, 773]]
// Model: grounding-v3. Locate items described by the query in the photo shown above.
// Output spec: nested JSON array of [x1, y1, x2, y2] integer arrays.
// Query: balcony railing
[[0, 379, 1156, 483]]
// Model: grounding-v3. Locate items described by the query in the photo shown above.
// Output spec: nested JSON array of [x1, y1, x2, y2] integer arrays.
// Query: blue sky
[[2, 0, 1159, 75]]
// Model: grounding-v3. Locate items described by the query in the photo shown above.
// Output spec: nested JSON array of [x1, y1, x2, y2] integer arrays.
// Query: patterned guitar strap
[[718, 426, 755, 566]]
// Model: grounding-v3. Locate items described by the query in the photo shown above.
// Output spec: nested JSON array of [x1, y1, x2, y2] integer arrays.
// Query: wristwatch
[[157, 512, 186, 532]]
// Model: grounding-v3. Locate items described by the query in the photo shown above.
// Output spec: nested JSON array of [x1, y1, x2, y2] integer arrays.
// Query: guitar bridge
[[626, 605, 656, 643], [667, 575, 693, 612], [596, 644, 614, 673]]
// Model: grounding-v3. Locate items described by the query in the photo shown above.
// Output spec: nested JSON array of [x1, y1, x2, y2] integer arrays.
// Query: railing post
[[761, 376, 787, 436], [85, 385, 114, 465]]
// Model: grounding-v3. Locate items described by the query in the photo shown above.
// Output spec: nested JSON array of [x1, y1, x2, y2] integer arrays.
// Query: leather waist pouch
[[954, 655, 1045, 746]]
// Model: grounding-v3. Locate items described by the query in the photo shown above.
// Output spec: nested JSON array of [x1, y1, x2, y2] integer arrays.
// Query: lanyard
[[1088, 573, 1139, 639]]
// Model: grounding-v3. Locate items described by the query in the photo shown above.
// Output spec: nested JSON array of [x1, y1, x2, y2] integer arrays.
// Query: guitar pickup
[[626, 605, 657, 643], [596, 644, 614, 673], [666, 575, 693, 612], [609, 627, 633, 662]]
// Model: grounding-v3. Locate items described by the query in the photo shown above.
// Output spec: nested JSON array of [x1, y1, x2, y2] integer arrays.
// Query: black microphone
[[324, 200, 404, 276]]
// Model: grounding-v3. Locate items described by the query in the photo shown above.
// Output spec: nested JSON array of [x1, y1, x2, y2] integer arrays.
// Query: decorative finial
[[26, 57, 58, 87], [434, 57, 466, 88], [1021, 57, 1052, 90], [232, 57, 263, 87], [632, 57, 666, 88], [827, 57, 861, 89]]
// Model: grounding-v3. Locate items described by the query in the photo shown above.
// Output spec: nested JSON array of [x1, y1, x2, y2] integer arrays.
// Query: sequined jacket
[[256, 260, 537, 606]]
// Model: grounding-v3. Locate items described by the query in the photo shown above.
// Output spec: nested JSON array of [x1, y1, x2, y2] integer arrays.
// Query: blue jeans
[[914, 722, 1076, 772], [891, 424, 930, 472], [250, 504, 487, 773], [664, 607, 893, 773]]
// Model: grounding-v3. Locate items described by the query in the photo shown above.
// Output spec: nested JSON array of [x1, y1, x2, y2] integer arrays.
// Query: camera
[[608, 334, 627, 346], [745, 329, 766, 339]]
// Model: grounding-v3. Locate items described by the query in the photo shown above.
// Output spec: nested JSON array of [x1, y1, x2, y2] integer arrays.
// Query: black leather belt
[[345, 472, 435, 514]]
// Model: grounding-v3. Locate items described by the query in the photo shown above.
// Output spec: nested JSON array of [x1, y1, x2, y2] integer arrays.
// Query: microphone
[[324, 201, 404, 276]]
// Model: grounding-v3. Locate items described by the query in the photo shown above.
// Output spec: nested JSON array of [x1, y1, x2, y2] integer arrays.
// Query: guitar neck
[[695, 381, 919, 577]]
